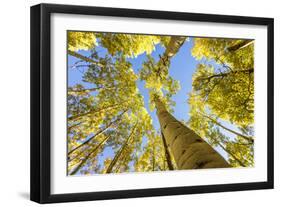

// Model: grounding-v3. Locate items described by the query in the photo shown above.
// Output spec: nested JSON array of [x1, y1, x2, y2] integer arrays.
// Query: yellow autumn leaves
[[68, 31, 171, 57], [68, 31, 97, 51]]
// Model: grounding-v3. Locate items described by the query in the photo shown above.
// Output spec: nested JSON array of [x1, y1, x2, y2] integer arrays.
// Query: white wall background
[[0, 0, 279, 206]]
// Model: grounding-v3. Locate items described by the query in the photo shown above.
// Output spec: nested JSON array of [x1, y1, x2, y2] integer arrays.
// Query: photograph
[[66, 31, 254, 176]]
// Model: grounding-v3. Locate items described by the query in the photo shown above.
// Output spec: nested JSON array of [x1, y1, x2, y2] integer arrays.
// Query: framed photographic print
[[30, 3, 274, 203]]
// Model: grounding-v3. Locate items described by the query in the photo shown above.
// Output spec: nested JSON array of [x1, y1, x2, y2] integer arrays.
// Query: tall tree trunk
[[155, 98, 230, 169], [157, 36, 187, 71], [161, 132, 175, 170], [227, 40, 254, 52], [164, 36, 187, 58], [106, 122, 138, 173], [153, 36, 186, 81]]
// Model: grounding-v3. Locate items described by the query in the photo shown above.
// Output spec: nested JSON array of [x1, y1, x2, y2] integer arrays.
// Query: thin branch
[[196, 68, 254, 82], [68, 50, 103, 67]]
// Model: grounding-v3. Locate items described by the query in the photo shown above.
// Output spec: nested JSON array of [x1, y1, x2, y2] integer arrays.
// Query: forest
[[67, 31, 254, 175]]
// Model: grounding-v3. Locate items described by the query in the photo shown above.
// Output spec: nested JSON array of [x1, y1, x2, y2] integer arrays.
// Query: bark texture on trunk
[[155, 99, 230, 169]]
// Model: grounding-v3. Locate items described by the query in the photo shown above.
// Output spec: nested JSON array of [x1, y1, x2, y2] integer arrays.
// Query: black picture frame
[[30, 3, 274, 204]]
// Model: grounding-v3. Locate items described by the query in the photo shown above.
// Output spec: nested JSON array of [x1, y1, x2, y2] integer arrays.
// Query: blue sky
[[67, 37, 237, 173]]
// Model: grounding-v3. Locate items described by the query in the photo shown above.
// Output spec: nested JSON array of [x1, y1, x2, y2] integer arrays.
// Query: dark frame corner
[[30, 3, 274, 204]]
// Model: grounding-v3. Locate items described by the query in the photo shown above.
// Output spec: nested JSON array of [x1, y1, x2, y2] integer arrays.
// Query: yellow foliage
[[99, 34, 162, 57], [68, 31, 97, 51]]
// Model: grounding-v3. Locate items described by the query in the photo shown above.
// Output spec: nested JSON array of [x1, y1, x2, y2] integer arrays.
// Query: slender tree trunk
[[115, 152, 131, 173], [68, 121, 82, 131], [201, 113, 254, 143], [68, 110, 127, 155], [216, 142, 246, 167], [227, 40, 254, 52], [68, 86, 104, 93], [68, 85, 131, 94], [69, 134, 111, 175], [68, 103, 123, 122], [106, 122, 138, 173], [161, 132, 174, 170], [68, 124, 119, 162], [155, 98, 230, 169]]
